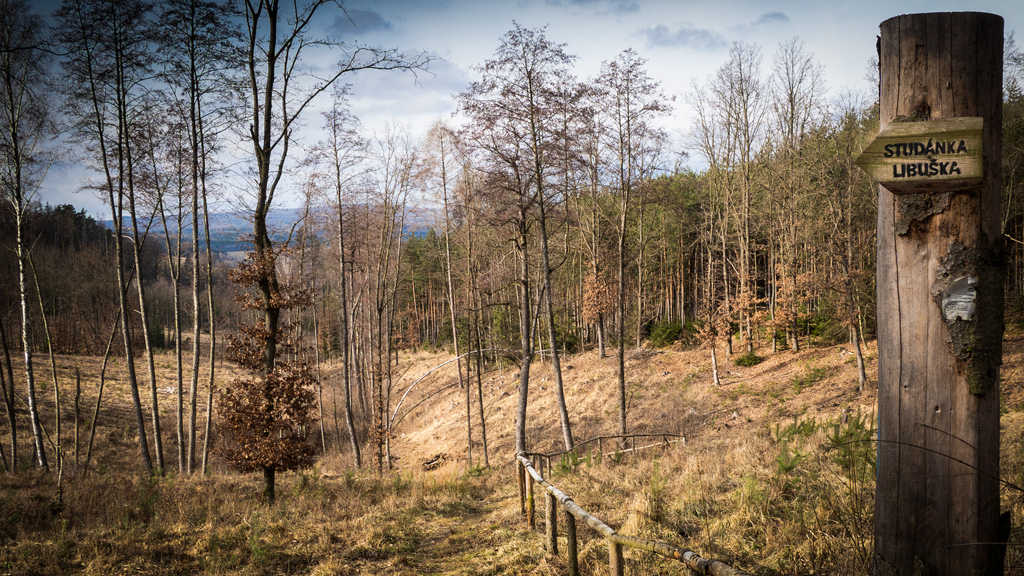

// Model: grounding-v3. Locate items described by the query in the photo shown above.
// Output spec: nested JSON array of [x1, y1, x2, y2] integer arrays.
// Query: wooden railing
[[521, 433, 685, 479], [516, 444, 750, 576]]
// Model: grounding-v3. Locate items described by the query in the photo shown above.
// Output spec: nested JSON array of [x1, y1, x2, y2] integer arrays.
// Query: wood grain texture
[[854, 117, 984, 193], [545, 491, 558, 554], [874, 12, 1004, 576]]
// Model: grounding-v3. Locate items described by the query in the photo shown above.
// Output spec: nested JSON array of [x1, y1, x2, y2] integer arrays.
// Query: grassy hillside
[[2, 330, 1023, 575]]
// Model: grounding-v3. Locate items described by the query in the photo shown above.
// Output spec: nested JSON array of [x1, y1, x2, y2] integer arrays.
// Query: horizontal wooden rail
[[528, 432, 684, 459], [517, 453, 750, 576], [522, 433, 685, 479]]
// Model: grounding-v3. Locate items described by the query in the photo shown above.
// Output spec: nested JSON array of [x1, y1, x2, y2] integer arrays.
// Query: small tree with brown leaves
[[219, 248, 317, 503], [582, 271, 614, 357], [697, 320, 722, 386]]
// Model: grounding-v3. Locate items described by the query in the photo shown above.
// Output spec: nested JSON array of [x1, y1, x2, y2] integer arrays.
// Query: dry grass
[[0, 464, 541, 575], [2, 326, 1024, 574]]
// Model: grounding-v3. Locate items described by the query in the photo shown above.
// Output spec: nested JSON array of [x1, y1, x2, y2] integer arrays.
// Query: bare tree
[[594, 48, 670, 439], [159, 0, 239, 475], [720, 43, 766, 354], [56, 0, 158, 474], [235, 0, 426, 495], [458, 23, 576, 453], [150, 117, 188, 472], [314, 90, 365, 467], [364, 126, 415, 472], [1, 0, 56, 471], [424, 122, 474, 463], [768, 37, 825, 353]]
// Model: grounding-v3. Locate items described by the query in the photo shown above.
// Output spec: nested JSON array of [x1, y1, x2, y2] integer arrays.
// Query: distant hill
[[103, 205, 436, 258], [103, 207, 305, 256]]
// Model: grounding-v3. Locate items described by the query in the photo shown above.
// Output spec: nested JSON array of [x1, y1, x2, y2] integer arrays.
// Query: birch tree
[[0, 0, 53, 471], [55, 0, 157, 474]]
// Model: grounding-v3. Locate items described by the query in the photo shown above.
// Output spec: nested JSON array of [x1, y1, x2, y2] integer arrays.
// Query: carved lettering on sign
[[854, 117, 983, 194]]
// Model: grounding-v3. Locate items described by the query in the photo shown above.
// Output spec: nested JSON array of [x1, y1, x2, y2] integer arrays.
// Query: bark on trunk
[[514, 217, 532, 455], [0, 317, 18, 469], [17, 231, 47, 471], [537, 198, 573, 451]]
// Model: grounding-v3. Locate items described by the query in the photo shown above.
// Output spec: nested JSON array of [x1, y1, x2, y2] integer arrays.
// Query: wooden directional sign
[[854, 116, 983, 194]]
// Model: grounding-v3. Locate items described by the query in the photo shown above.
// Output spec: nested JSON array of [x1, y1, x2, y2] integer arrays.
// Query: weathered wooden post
[[863, 12, 1006, 576], [545, 491, 558, 554], [608, 539, 624, 576], [526, 470, 536, 529], [517, 460, 526, 515], [566, 512, 579, 576]]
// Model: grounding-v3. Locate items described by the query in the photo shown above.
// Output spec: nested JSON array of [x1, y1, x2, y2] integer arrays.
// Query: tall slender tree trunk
[[199, 149, 217, 476], [329, 113, 361, 467], [439, 147, 470, 464], [340, 241, 360, 467], [29, 257, 63, 488], [112, 211, 152, 474], [187, 176, 202, 475], [0, 314, 18, 469], [83, 312, 119, 477], [720, 223, 732, 356], [536, 196, 574, 451], [313, 302, 326, 451], [158, 192, 185, 473], [616, 202, 628, 441], [466, 199, 488, 467], [844, 153, 867, 391], [636, 206, 645, 348], [129, 205, 164, 473], [16, 222, 47, 471], [514, 216, 533, 455]]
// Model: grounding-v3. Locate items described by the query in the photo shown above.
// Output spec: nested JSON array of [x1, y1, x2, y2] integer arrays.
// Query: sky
[[35, 0, 1024, 217]]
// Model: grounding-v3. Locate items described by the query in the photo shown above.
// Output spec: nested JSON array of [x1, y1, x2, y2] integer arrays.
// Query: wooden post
[[566, 513, 578, 576], [518, 461, 526, 515], [545, 491, 558, 554], [874, 12, 1005, 576], [608, 539, 624, 576], [526, 472, 535, 529]]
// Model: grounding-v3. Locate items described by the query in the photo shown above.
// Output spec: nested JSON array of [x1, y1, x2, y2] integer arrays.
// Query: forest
[[3, 0, 1024, 573]]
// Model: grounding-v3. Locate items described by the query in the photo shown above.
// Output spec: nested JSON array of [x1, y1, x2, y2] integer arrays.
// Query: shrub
[[792, 365, 828, 393], [734, 350, 764, 366], [647, 319, 683, 348]]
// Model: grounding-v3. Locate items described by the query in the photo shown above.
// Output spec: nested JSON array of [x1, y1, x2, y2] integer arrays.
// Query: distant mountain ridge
[[102, 207, 309, 255], [102, 206, 433, 257]]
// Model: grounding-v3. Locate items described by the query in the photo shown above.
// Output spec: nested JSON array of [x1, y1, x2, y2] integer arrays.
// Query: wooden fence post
[[526, 471, 535, 529], [545, 491, 558, 554], [518, 460, 525, 515], [872, 12, 1005, 576], [608, 539, 623, 576], [566, 513, 578, 576]]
